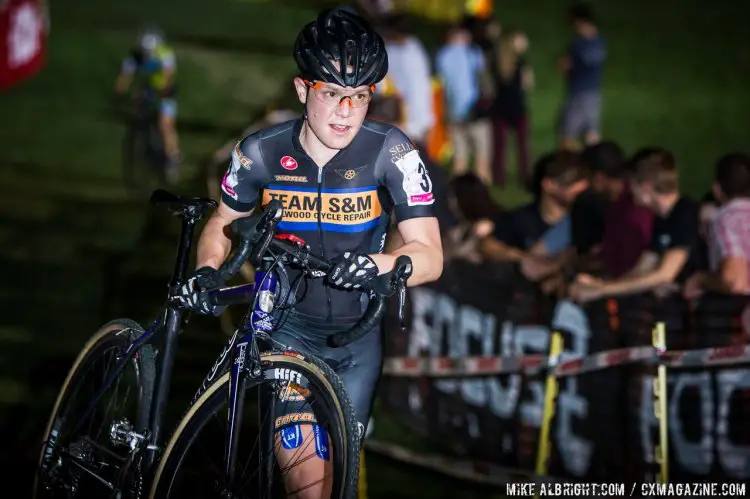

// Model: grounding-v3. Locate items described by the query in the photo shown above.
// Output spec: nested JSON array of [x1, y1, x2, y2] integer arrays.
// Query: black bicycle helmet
[[294, 9, 389, 88]]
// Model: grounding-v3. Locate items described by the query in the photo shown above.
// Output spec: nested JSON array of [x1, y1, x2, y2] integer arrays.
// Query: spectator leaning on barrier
[[557, 2, 606, 151], [521, 141, 623, 274], [570, 147, 700, 303], [443, 172, 503, 263], [683, 153, 750, 298], [568, 140, 625, 259], [597, 150, 654, 278], [479, 150, 588, 263]]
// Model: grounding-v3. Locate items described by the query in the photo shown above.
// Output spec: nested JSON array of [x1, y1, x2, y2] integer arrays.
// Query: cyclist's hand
[[175, 266, 223, 315], [328, 252, 378, 290]]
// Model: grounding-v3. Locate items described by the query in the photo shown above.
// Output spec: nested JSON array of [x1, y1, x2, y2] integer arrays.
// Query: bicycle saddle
[[150, 189, 218, 218]]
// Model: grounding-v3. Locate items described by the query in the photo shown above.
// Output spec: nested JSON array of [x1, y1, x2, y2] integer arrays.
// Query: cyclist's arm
[[115, 55, 137, 94], [196, 201, 249, 269], [160, 49, 177, 90], [196, 137, 268, 270], [373, 129, 443, 286], [370, 217, 442, 286]]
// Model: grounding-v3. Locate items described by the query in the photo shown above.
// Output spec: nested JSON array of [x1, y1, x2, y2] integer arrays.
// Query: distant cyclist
[[176, 8, 443, 498], [115, 26, 181, 183]]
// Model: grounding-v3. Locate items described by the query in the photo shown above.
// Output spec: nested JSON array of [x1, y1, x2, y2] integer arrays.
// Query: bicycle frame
[[67, 212, 280, 492]]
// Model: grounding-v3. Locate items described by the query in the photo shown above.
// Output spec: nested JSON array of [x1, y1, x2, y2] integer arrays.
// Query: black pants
[[271, 308, 383, 435]]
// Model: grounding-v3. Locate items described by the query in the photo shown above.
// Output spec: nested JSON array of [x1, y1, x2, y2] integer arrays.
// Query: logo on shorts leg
[[313, 424, 330, 461], [280, 424, 303, 450]]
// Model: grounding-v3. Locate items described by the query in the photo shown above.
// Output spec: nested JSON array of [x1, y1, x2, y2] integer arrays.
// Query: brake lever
[[391, 257, 413, 332], [397, 280, 408, 332]]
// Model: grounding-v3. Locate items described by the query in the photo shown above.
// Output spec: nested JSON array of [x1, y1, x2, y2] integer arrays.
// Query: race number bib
[[395, 150, 434, 207]]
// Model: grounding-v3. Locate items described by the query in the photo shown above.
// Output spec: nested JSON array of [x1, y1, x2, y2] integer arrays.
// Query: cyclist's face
[[294, 76, 371, 150]]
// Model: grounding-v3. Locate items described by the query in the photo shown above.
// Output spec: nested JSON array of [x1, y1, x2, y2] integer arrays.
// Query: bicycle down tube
[[222, 267, 278, 490]]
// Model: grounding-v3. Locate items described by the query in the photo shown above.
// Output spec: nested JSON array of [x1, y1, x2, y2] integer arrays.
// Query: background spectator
[[444, 173, 503, 262], [479, 150, 588, 262], [684, 153, 750, 297], [491, 29, 533, 188], [557, 2, 606, 150], [570, 140, 627, 260], [380, 13, 435, 145], [597, 152, 654, 278], [570, 147, 699, 302], [436, 20, 493, 184]]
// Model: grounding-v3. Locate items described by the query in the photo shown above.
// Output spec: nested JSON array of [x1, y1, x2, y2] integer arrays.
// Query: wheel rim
[[154, 361, 353, 499], [37, 338, 148, 498]]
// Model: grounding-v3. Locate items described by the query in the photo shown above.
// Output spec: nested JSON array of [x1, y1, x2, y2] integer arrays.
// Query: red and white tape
[[383, 344, 750, 378]]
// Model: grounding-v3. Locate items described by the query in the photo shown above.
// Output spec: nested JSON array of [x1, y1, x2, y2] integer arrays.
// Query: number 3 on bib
[[395, 150, 434, 207]]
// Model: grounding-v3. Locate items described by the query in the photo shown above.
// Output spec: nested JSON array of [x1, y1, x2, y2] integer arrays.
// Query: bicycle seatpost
[[170, 216, 197, 289], [169, 204, 210, 290]]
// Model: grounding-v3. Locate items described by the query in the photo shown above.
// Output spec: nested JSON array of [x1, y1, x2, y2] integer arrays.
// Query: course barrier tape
[[382, 342, 750, 378]]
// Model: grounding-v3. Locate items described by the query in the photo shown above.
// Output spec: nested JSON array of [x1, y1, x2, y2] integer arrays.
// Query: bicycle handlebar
[[210, 200, 413, 347]]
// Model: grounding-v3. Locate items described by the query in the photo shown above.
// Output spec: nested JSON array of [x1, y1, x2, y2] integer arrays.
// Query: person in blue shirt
[[557, 3, 607, 151], [436, 21, 493, 184]]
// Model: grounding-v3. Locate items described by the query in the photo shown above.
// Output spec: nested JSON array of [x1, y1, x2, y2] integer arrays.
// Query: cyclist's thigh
[[270, 326, 332, 494], [322, 325, 383, 435], [269, 327, 320, 427]]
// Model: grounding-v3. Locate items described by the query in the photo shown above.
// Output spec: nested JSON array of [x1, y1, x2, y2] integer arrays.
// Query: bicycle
[[34, 189, 412, 498], [121, 88, 170, 195]]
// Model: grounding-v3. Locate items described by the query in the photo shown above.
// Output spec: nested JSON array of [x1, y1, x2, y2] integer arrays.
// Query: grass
[[0, 0, 748, 496]]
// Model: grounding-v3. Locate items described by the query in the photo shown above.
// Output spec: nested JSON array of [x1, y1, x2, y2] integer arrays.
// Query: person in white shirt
[[379, 14, 435, 144]]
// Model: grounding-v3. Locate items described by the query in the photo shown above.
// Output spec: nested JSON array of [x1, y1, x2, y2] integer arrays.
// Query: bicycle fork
[[223, 269, 278, 493]]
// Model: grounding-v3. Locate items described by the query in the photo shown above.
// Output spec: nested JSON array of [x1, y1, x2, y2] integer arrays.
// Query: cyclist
[[177, 8, 443, 498], [115, 26, 181, 183]]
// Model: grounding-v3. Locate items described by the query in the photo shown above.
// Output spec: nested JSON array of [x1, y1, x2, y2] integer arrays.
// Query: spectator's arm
[[690, 258, 748, 294], [557, 55, 571, 73], [522, 66, 535, 90], [478, 213, 525, 262], [115, 56, 136, 94], [478, 236, 526, 262], [558, 40, 574, 73], [692, 213, 750, 294], [620, 251, 659, 277], [521, 216, 572, 280], [522, 248, 574, 282], [594, 248, 689, 297]]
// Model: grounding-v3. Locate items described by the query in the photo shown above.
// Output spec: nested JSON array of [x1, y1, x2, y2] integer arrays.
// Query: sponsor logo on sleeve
[[234, 143, 253, 169]]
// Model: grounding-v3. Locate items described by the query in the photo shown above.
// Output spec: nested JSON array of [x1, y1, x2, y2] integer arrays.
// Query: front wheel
[[149, 351, 360, 499]]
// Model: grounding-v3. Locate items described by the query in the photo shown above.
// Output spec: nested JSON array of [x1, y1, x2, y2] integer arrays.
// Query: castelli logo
[[280, 156, 298, 171]]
